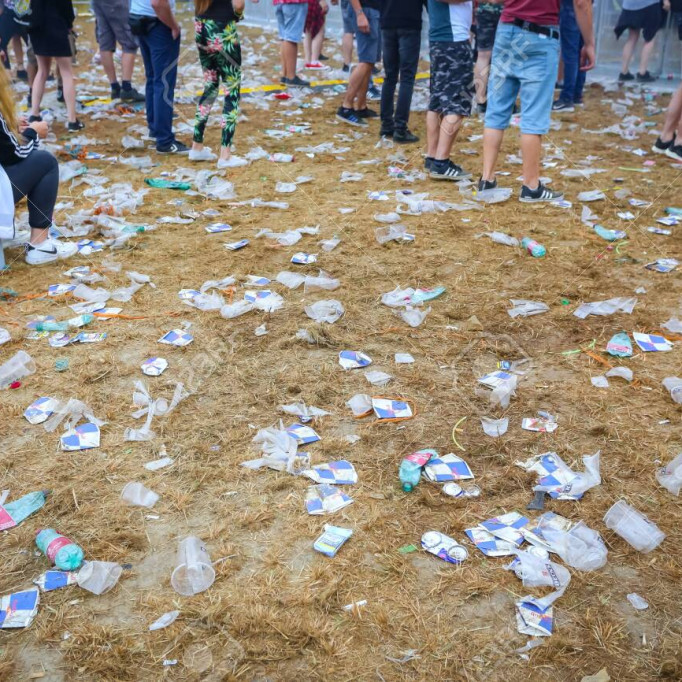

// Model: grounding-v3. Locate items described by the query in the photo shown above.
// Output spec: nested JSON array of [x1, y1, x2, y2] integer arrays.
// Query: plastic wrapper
[[656, 452, 682, 496], [305, 299, 344, 324]]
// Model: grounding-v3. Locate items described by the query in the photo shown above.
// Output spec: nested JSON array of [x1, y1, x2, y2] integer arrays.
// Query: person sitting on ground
[[303, 0, 329, 71], [652, 81, 682, 161], [378, 0, 424, 143], [615, 0, 666, 83], [92, 0, 145, 102], [424, 0, 474, 181], [0, 65, 76, 265], [336, 0, 381, 126], [190, 0, 248, 168]]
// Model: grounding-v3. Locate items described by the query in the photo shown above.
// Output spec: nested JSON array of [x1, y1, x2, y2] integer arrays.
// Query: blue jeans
[[380, 28, 420, 131], [485, 22, 560, 135], [137, 22, 180, 148], [559, 0, 586, 104]]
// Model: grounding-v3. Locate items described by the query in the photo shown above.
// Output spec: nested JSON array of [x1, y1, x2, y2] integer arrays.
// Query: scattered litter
[[314, 525, 353, 557], [421, 531, 468, 564], [626, 593, 649, 610]]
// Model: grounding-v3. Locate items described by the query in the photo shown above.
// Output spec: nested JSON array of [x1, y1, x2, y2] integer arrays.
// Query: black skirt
[[614, 4, 665, 42], [28, 12, 71, 57]]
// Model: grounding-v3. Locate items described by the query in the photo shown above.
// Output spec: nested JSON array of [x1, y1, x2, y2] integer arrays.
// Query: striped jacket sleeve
[[0, 111, 37, 166]]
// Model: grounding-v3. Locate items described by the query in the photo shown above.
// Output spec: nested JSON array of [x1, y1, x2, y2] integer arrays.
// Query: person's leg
[[311, 24, 324, 62], [120, 52, 137, 82], [5, 151, 59, 242], [303, 30, 313, 64], [621, 29, 639, 74], [380, 28, 399, 132], [192, 23, 220, 151], [99, 50, 118, 88], [425, 111, 441, 159], [342, 33, 354, 66], [661, 83, 682, 142], [148, 23, 180, 148], [558, 2, 579, 104], [219, 24, 242, 159], [638, 37, 656, 75], [282, 41, 298, 79], [352, 6, 379, 110], [520, 134, 542, 189], [342, 61, 371, 108], [55, 57, 77, 123], [435, 114, 463, 159], [94, 5, 119, 92], [475, 51, 492, 106], [30, 55, 51, 118], [11, 35, 24, 72], [137, 33, 155, 137], [481, 128, 504, 181], [340, 0, 356, 68], [393, 29, 420, 133]]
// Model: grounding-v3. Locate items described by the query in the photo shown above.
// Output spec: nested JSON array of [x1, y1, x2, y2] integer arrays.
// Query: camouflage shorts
[[428, 40, 474, 117]]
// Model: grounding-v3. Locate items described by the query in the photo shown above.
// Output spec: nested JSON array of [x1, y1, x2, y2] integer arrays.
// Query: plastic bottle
[[399, 449, 436, 492], [521, 237, 546, 258], [35, 529, 84, 570], [34, 314, 94, 332]]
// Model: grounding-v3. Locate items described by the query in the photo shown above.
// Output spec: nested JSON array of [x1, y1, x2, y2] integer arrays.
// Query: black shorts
[[675, 11, 682, 40], [614, 4, 664, 43], [476, 4, 502, 51], [428, 40, 474, 117]]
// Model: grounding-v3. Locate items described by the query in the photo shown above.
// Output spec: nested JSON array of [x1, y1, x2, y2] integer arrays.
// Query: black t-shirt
[[361, 0, 383, 11], [380, 0, 424, 29], [196, 0, 237, 23]]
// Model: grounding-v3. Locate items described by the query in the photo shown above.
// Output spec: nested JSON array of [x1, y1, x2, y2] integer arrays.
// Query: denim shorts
[[356, 6, 381, 63], [341, 0, 356, 35], [276, 2, 308, 43], [485, 22, 559, 135]]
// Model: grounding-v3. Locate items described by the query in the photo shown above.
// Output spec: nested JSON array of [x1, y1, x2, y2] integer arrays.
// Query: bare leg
[[342, 62, 371, 108], [620, 29, 639, 74], [481, 127, 504, 181], [11, 35, 24, 71], [311, 27, 324, 62], [434, 114, 463, 159], [661, 83, 682, 141], [303, 31, 312, 64], [638, 38, 655, 75], [426, 110, 441, 157], [31, 55, 51, 117], [474, 50, 492, 105], [55, 56, 77, 122], [520, 133, 542, 188], [281, 41, 298, 79], [342, 32, 354, 66], [121, 52, 137, 81], [354, 64, 372, 110], [99, 50, 117, 84]]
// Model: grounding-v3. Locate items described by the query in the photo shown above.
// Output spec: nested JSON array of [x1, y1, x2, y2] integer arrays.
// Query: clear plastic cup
[[121, 482, 159, 508], [171, 536, 215, 596], [77, 560, 123, 595], [603, 501, 665, 553], [0, 350, 36, 387]]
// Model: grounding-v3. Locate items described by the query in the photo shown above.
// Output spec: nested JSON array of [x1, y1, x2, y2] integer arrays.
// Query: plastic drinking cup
[[603, 500, 665, 553], [171, 536, 215, 596], [77, 560, 123, 595], [121, 482, 159, 508]]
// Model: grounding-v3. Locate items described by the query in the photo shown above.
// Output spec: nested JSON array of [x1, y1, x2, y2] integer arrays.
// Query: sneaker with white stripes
[[665, 144, 682, 162], [430, 159, 472, 181], [519, 182, 564, 203]]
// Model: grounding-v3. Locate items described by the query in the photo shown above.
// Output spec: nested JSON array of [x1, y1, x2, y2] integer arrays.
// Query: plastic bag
[[305, 300, 344, 324], [540, 521, 608, 571]]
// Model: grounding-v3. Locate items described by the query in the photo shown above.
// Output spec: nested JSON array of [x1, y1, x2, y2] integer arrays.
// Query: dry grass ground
[[1, 7, 681, 682]]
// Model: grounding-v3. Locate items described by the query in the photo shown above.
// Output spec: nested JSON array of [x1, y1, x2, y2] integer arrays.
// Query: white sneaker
[[25, 238, 78, 265], [189, 147, 218, 162], [217, 155, 248, 169]]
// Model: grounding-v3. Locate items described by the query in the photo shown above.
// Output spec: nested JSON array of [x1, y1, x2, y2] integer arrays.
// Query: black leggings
[[4, 150, 59, 229]]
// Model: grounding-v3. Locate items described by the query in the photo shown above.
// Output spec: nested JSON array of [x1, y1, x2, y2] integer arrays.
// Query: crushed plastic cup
[[121, 482, 160, 508], [171, 536, 215, 596], [77, 560, 123, 595], [0, 350, 36, 388], [603, 501, 665, 553]]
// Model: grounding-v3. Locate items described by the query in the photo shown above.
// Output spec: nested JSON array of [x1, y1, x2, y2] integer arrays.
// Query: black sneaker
[[618, 71, 634, 82], [652, 134, 676, 155], [57, 88, 64, 103], [355, 107, 378, 119], [393, 129, 419, 143], [319, 53, 329, 61], [430, 159, 472, 181], [16, 69, 28, 81], [424, 157, 434, 171], [156, 139, 190, 154], [477, 101, 487, 114], [336, 106, 367, 127], [67, 119, 84, 131], [341, 64, 350, 73], [111, 86, 121, 100], [28, 114, 42, 123], [637, 71, 656, 83], [552, 99, 575, 112], [665, 144, 682, 162], [367, 85, 381, 101], [379, 126, 394, 138], [120, 87, 146, 102], [279, 76, 287, 85], [519, 182, 564, 203], [478, 178, 497, 192], [283, 76, 311, 87]]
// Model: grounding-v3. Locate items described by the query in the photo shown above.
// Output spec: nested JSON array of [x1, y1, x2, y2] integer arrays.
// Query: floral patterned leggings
[[193, 18, 242, 148]]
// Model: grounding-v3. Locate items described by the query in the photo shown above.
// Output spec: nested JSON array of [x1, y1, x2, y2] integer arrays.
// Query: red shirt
[[501, 0, 560, 26]]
